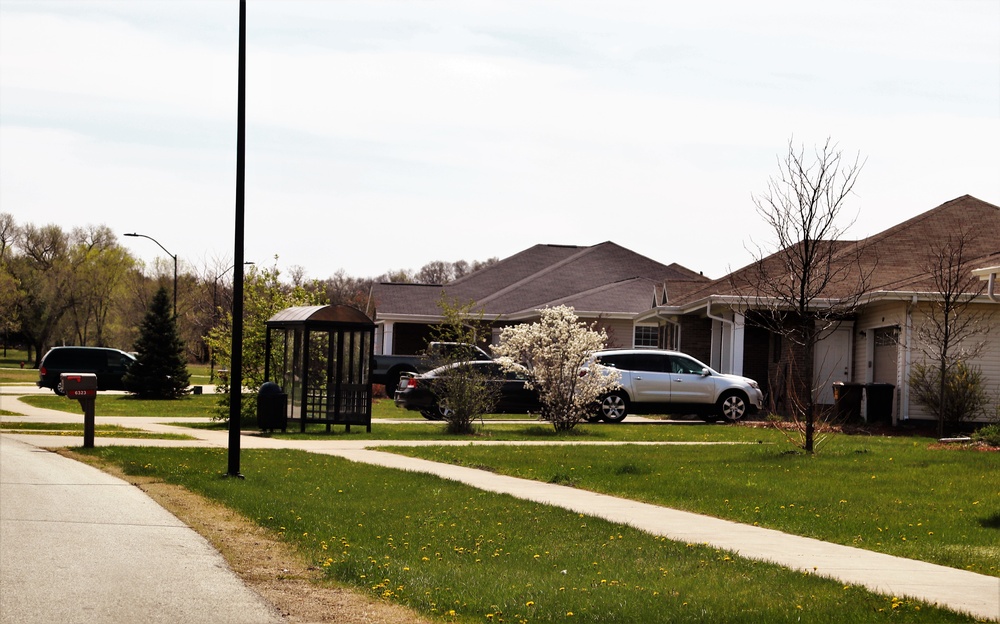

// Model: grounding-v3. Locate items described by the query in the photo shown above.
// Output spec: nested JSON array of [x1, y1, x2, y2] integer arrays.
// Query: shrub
[[971, 423, 1000, 446], [909, 360, 990, 430]]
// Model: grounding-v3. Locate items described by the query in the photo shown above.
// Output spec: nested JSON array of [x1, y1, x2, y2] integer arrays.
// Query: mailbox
[[61, 373, 98, 448], [62, 373, 98, 398]]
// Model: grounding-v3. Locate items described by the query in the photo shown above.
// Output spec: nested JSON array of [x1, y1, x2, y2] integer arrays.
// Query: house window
[[634, 326, 658, 348]]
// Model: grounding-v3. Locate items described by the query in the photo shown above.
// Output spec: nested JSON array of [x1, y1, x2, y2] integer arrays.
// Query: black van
[[37, 346, 136, 395]]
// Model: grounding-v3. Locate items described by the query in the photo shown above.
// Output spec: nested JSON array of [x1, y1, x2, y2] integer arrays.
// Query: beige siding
[[905, 303, 1000, 422], [596, 319, 636, 348]]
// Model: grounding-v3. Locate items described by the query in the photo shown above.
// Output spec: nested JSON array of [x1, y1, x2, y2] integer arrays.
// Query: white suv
[[591, 349, 764, 423]]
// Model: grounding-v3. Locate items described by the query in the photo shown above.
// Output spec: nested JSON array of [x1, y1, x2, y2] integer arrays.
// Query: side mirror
[[700, 368, 712, 377]]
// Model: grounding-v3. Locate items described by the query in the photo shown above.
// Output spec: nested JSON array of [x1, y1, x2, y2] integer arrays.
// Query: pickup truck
[[372, 342, 492, 395]]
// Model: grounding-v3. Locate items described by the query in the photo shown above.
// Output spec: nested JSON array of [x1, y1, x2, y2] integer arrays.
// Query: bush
[[971, 423, 1000, 446], [909, 360, 990, 429]]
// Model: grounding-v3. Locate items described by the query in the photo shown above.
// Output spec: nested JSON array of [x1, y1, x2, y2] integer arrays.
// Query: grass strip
[[0, 421, 195, 439], [389, 436, 1000, 577], [80, 446, 974, 623], [18, 393, 222, 418]]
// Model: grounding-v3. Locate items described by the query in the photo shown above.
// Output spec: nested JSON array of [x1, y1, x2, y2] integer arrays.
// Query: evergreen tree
[[124, 286, 189, 398]]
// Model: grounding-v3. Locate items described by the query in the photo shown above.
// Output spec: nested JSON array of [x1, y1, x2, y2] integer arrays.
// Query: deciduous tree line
[[0, 213, 497, 367]]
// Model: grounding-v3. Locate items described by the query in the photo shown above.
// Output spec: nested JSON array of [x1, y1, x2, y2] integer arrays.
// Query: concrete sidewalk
[[2, 385, 998, 620], [0, 436, 282, 624]]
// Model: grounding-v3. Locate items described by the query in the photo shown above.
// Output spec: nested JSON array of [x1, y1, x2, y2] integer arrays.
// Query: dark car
[[37, 346, 136, 395], [394, 360, 541, 420]]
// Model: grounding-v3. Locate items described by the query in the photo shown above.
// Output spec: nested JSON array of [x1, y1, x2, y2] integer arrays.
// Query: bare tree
[[734, 138, 872, 452], [910, 227, 991, 436], [416, 260, 454, 284], [0, 213, 16, 264]]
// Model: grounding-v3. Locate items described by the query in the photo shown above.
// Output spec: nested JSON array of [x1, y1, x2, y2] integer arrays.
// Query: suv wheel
[[55, 380, 66, 396], [598, 392, 629, 423], [717, 392, 748, 422]]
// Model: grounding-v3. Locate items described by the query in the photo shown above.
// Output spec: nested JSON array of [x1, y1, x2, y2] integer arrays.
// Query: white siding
[[905, 303, 1000, 422]]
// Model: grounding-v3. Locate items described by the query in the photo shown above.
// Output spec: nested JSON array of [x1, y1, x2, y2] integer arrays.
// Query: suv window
[[669, 355, 705, 375], [597, 353, 669, 373]]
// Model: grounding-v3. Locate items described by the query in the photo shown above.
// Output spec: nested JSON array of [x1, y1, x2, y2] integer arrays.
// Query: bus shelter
[[264, 305, 375, 432]]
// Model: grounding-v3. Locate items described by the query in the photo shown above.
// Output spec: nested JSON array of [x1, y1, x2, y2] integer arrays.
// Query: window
[[634, 325, 658, 348], [669, 355, 704, 375]]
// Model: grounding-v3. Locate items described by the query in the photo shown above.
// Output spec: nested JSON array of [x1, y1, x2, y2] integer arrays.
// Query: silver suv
[[592, 349, 763, 423]]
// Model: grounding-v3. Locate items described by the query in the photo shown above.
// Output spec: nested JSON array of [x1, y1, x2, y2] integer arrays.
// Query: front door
[[872, 327, 899, 385], [813, 324, 853, 405]]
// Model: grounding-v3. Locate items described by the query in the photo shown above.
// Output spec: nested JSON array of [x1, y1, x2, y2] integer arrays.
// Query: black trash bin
[[832, 382, 863, 422], [257, 381, 288, 432], [865, 383, 895, 424]]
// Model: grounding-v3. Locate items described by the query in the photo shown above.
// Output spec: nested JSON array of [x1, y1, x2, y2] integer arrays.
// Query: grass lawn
[[389, 436, 1000, 578], [0, 421, 195, 440], [18, 393, 223, 418], [79, 446, 974, 623], [0, 346, 37, 384]]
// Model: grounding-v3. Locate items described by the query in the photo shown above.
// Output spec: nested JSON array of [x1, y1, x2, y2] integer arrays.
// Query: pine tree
[[124, 286, 190, 399]]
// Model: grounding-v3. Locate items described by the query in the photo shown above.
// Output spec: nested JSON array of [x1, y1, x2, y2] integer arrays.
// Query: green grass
[[0, 421, 195, 439], [390, 436, 1000, 577], [187, 362, 213, 385], [19, 393, 222, 418], [0, 347, 37, 384], [79, 446, 974, 623]]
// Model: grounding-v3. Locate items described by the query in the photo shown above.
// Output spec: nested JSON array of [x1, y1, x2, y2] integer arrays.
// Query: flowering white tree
[[493, 305, 620, 431]]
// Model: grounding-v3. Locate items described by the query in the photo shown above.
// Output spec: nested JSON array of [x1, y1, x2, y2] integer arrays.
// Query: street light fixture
[[124, 232, 178, 319]]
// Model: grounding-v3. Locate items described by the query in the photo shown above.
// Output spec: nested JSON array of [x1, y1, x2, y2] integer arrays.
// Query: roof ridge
[[532, 276, 656, 309], [474, 243, 610, 306], [854, 195, 995, 248]]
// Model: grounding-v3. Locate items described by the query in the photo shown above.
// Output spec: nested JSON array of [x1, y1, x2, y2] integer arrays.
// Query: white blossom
[[493, 305, 620, 431]]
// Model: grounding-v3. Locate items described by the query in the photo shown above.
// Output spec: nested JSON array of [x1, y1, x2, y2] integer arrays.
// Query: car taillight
[[39, 366, 46, 376]]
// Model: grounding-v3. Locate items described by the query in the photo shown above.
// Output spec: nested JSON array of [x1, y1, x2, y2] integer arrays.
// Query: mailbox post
[[61, 373, 98, 448]]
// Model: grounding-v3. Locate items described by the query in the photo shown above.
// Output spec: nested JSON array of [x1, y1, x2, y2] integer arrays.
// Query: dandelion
[[526, 601, 535, 607]]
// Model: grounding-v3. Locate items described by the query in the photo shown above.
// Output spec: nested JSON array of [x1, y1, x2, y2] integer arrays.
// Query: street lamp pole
[[124, 232, 178, 319], [211, 261, 254, 383]]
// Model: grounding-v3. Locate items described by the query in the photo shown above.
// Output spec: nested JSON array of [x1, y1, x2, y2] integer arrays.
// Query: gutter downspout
[[987, 272, 998, 303], [902, 295, 918, 423]]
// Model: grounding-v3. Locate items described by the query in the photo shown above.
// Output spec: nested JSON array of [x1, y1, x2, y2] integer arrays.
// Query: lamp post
[[211, 261, 254, 383], [124, 232, 178, 319]]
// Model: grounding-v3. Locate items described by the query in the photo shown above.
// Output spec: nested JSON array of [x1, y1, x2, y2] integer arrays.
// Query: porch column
[[732, 312, 745, 376], [376, 321, 395, 355]]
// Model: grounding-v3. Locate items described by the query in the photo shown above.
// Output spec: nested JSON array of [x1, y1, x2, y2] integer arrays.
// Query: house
[[637, 195, 1000, 423], [370, 242, 709, 355], [371, 196, 1000, 425]]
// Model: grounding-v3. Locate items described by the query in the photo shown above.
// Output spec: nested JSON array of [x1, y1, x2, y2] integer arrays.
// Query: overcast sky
[[2, 1, 998, 282]]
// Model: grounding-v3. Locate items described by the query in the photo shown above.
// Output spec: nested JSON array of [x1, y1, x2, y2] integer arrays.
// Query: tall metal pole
[[228, 0, 246, 478]]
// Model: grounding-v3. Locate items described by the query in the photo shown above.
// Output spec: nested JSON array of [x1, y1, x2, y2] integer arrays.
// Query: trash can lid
[[259, 381, 283, 395]]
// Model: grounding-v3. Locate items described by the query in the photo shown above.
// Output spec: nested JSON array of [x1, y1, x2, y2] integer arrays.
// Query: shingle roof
[[668, 195, 1000, 308], [371, 242, 709, 320]]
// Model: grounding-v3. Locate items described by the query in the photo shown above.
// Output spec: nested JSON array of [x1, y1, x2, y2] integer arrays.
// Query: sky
[[2, 1, 998, 282]]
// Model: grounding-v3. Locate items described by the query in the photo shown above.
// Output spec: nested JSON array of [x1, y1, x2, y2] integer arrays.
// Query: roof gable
[[372, 241, 709, 319], [668, 195, 1000, 307]]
